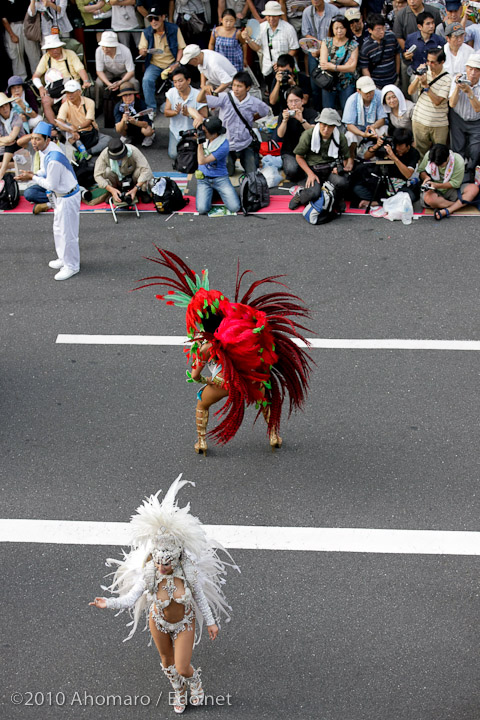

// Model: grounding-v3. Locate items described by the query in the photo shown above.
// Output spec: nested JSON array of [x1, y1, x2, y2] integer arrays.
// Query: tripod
[[364, 160, 396, 215]]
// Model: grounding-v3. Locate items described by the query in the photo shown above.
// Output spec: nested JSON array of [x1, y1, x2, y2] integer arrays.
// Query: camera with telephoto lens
[[456, 73, 472, 86], [375, 136, 394, 160], [414, 66, 428, 76], [118, 176, 134, 204], [179, 128, 206, 144]]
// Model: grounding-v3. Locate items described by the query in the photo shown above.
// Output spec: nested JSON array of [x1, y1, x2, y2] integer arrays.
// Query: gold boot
[[262, 407, 282, 451], [195, 408, 209, 456]]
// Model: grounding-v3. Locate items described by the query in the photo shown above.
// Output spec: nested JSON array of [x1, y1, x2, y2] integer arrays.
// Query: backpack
[[152, 177, 188, 214], [173, 134, 198, 174], [0, 174, 20, 210], [239, 171, 270, 215], [302, 181, 339, 225]]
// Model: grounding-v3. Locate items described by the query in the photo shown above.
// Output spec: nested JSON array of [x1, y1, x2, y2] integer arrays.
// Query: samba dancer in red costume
[[138, 249, 313, 455]]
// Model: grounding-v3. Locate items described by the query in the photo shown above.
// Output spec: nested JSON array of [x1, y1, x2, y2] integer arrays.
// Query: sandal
[[434, 208, 450, 221]]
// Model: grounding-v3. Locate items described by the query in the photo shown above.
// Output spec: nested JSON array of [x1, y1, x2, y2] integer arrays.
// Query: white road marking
[[56, 335, 480, 351], [1, 519, 480, 555]]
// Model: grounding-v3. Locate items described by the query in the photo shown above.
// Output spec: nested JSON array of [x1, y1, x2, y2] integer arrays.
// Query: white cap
[[180, 44, 202, 65], [262, 1, 283, 15], [99, 31, 119, 47], [64, 79, 82, 93], [41, 34, 66, 50], [466, 53, 480, 69], [356, 76, 376, 93]]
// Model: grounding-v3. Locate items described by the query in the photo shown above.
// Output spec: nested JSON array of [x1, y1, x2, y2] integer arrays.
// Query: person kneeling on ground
[[350, 127, 420, 208], [94, 137, 154, 204], [193, 116, 241, 215], [274, 86, 317, 181], [419, 141, 479, 219], [114, 84, 155, 148], [289, 107, 353, 210]]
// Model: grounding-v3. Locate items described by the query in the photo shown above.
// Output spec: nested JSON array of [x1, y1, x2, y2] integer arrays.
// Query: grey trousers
[[449, 110, 480, 179]]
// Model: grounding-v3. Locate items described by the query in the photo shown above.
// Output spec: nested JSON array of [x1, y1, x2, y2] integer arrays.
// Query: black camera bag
[[174, 134, 198, 174], [152, 177, 188, 214]]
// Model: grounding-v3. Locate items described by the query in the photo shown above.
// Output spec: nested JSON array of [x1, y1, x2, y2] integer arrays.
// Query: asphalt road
[[1, 208, 480, 720]]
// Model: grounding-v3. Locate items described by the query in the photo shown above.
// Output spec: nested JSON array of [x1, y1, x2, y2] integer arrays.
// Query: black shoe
[[288, 193, 302, 210]]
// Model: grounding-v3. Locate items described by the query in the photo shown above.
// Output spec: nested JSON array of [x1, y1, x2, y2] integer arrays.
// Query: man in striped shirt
[[359, 13, 401, 89], [408, 47, 451, 158], [449, 53, 480, 181]]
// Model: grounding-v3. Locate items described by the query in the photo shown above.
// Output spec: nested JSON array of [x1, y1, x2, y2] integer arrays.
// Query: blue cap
[[35, 121, 53, 137], [445, 0, 461, 10]]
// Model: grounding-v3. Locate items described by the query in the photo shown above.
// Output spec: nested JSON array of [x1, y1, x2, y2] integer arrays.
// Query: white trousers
[[4, 22, 42, 79], [53, 192, 81, 271]]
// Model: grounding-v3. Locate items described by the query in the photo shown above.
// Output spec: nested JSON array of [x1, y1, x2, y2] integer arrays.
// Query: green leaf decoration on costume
[[258, 348, 263, 354], [186, 370, 194, 384], [262, 400, 269, 408], [272, 344, 275, 351], [263, 381, 271, 389], [253, 324, 265, 334], [197, 310, 203, 318]]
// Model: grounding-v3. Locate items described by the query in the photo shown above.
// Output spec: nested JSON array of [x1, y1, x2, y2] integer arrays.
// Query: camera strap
[[227, 92, 259, 145], [428, 71, 448, 89]]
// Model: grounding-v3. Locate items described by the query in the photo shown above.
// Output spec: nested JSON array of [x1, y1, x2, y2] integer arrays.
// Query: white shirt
[[95, 43, 135, 74], [166, 86, 207, 140], [33, 142, 77, 195], [198, 49, 236, 87], [465, 24, 480, 52], [444, 43, 474, 77], [111, 4, 139, 31], [258, 19, 299, 76]]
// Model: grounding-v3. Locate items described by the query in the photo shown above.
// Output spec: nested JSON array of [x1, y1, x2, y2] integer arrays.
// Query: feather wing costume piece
[[136, 248, 313, 444], [104, 474, 238, 645]]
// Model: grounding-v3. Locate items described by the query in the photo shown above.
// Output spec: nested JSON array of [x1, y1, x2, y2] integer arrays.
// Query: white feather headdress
[[104, 474, 239, 644]]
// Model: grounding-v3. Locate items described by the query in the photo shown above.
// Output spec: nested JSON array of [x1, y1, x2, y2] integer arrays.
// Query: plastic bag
[[381, 191, 414, 223], [259, 165, 283, 188], [262, 154, 283, 169]]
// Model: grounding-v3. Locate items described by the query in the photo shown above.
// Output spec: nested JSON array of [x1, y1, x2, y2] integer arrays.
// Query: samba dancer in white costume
[[90, 475, 238, 714]]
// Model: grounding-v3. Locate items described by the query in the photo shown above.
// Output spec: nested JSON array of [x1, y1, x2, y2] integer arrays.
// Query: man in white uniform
[[16, 121, 81, 281]]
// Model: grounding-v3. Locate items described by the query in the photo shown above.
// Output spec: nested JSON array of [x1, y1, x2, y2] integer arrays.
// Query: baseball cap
[[356, 76, 376, 93], [64, 79, 82, 93], [202, 116, 226, 135], [147, 6, 165, 17], [445, 0, 461, 10], [445, 21, 465, 36], [180, 44, 202, 65]]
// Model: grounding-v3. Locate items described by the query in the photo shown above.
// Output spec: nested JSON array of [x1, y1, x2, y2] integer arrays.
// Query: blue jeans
[[322, 83, 355, 113], [226, 145, 258, 176], [168, 131, 178, 160], [24, 183, 48, 204], [196, 174, 241, 214], [142, 64, 163, 113]]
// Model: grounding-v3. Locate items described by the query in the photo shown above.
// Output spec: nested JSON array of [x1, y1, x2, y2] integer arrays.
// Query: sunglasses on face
[[149, 15, 160, 20]]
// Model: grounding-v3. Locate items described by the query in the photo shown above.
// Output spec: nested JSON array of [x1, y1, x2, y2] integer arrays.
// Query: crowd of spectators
[[1, 0, 480, 218]]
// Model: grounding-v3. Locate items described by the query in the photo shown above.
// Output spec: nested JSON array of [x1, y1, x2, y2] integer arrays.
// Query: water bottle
[[401, 193, 412, 225]]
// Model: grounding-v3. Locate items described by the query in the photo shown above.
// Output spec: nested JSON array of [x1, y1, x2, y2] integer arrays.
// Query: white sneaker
[[54, 266, 79, 281], [142, 133, 155, 147], [48, 259, 64, 269]]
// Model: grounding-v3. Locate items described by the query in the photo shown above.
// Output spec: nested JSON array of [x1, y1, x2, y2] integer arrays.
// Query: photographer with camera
[[408, 47, 451, 159], [403, 11, 444, 76], [114, 83, 155, 147], [94, 137, 154, 204], [268, 54, 302, 113], [289, 107, 353, 209], [417, 141, 475, 219], [351, 127, 420, 206], [449, 54, 480, 180], [274, 86, 316, 180], [192, 116, 241, 215]]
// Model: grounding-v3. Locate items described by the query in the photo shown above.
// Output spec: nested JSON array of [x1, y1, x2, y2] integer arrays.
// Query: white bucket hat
[[466, 54, 480, 69], [0, 92, 12, 108], [42, 34, 66, 50], [99, 31, 119, 48], [262, 1, 284, 15]]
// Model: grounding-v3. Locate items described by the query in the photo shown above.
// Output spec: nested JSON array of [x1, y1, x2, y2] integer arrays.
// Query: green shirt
[[293, 127, 349, 166], [418, 151, 465, 190], [76, 0, 112, 27]]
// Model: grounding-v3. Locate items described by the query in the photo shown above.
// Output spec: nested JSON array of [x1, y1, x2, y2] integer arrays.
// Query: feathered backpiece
[[104, 474, 239, 645], [136, 248, 314, 444]]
